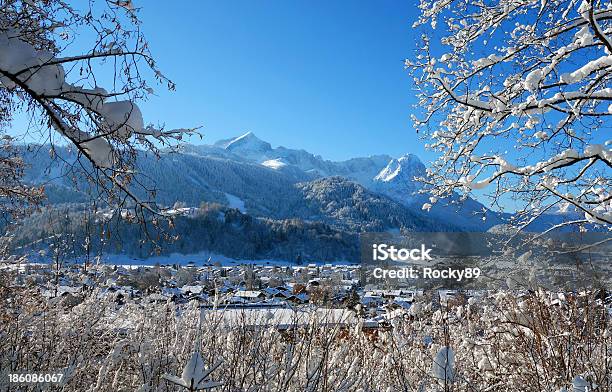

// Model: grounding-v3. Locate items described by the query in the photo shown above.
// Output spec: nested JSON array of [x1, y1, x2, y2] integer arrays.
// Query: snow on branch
[[0, 0, 199, 219], [408, 0, 612, 230]]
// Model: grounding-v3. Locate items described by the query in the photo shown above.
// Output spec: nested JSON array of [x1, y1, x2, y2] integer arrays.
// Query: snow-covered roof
[[234, 290, 265, 298], [181, 285, 204, 294], [207, 307, 356, 329]]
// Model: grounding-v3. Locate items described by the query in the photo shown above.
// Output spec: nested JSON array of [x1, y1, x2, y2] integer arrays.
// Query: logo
[[372, 243, 433, 261]]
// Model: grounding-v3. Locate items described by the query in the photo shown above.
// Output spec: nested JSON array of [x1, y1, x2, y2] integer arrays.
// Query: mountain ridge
[[9, 134, 582, 262], [176, 132, 499, 229], [19, 133, 499, 232]]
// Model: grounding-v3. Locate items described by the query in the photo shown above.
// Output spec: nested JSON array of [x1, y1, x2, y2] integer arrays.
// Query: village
[[2, 257, 611, 391], [2, 258, 610, 330]]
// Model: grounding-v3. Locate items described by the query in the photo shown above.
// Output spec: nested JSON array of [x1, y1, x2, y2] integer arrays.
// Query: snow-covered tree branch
[[0, 134, 44, 221], [408, 0, 612, 230], [0, 0, 198, 222]]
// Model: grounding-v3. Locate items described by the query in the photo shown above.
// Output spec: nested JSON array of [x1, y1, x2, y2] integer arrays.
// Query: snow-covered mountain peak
[[215, 131, 272, 154], [369, 154, 427, 204], [397, 153, 422, 165], [374, 159, 402, 182], [374, 154, 425, 183], [180, 135, 426, 192]]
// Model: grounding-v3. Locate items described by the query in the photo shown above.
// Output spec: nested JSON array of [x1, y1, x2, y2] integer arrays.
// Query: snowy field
[[95, 252, 357, 268]]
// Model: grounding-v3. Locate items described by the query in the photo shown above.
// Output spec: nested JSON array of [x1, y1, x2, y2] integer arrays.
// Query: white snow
[[374, 159, 402, 182], [572, 375, 588, 392], [219, 131, 271, 154], [181, 351, 206, 388], [261, 158, 287, 170], [0, 30, 65, 95], [577, 0, 590, 20], [493, 156, 517, 172], [81, 137, 115, 169], [534, 131, 549, 140], [560, 55, 612, 84], [373, 155, 421, 183], [432, 346, 455, 382], [99, 101, 144, 140], [472, 54, 502, 68], [163, 351, 222, 390], [574, 26, 594, 46], [470, 178, 491, 190], [524, 69, 544, 92], [224, 193, 246, 213], [0, 29, 164, 169], [477, 356, 493, 372], [224, 131, 257, 149]]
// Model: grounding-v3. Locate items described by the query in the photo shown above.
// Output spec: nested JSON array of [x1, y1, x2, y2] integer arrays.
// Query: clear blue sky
[[133, 0, 424, 161]]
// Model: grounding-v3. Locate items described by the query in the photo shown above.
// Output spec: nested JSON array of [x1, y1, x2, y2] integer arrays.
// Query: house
[[264, 287, 291, 299], [287, 293, 309, 304], [391, 297, 413, 310], [361, 294, 383, 308], [146, 293, 168, 303], [180, 285, 204, 296], [234, 290, 266, 301]]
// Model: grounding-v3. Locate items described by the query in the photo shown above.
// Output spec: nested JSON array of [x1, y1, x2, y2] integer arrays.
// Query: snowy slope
[[371, 154, 425, 203], [216, 131, 273, 160], [261, 158, 287, 170], [21, 133, 504, 231], [183, 132, 395, 186], [224, 193, 246, 213]]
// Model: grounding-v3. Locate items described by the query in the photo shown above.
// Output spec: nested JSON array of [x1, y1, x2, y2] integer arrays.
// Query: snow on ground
[[224, 193, 246, 213], [78, 251, 356, 268], [203, 307, 357, 329], [261, 158, 287, 170]]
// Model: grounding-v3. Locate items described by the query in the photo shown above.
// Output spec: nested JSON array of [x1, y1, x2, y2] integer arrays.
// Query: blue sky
[[131, 0, 424, 161]]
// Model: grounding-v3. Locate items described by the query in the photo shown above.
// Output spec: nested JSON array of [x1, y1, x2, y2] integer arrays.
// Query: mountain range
[[23, 132, 501, 230], [10, 132, 524, 262]]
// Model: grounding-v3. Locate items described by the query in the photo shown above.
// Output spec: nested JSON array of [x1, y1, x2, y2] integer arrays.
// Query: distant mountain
[[19, 133, 502, 231], [181, 131, 393, 185], [8, 203, 360, 263], [295, 177, 457, 232], [214, 131, 274, 158], [178, 134, 499, 228], [172, 132, 505, 230], [371, 154, 425, 202], [12, 132, 584, 261]]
